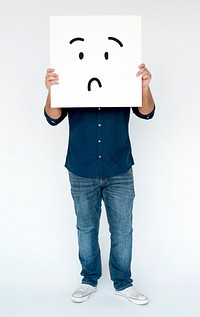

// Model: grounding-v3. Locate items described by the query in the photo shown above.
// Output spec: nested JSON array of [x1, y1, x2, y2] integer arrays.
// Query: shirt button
[[99, 155, 102, 158], [98, 140, 101, 143], [98, 123, 101, 127], [98, 107, 101, 110]]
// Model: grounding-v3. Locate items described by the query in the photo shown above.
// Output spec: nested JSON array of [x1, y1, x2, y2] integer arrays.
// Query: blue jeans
[[68, 167, 135, 291]]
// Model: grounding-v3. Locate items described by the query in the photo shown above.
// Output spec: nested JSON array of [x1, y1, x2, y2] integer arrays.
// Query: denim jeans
[[68, 167, 135, 291]]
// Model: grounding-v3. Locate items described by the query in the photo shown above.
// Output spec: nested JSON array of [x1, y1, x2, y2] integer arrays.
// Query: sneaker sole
[[115, 291, 149, 305], [71, 288, 97, 303]]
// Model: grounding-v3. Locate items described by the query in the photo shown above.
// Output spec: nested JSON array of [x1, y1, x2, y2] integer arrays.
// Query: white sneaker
[[71, 284, 97, 303], [115, 286, 149, 305]]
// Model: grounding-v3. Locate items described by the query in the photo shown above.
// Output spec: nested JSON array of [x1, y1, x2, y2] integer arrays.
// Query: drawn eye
[[79, 52, 84, 60], [104, 52, 109, 60]]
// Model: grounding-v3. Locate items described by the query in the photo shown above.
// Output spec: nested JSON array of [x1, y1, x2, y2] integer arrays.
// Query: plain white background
[[0, 0, 200, 316]]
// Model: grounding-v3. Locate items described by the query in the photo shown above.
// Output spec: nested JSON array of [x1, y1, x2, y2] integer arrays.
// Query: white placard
[[50, 15, 142, 107]]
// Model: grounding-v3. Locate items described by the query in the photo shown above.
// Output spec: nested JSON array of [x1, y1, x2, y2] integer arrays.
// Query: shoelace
[[125, 287, 144, 298], [76, 285, 93, 295]]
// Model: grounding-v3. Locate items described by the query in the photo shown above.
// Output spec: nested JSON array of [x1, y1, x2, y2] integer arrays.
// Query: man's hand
[[136, 63, 155, 115], [136, 63, 152, 89], [44, 68, 62, 119], [45, 68, 59, 90]]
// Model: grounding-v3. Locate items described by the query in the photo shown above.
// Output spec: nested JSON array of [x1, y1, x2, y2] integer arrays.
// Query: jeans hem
[[81, 281, 98, 288], [115, 283, 133, 292]]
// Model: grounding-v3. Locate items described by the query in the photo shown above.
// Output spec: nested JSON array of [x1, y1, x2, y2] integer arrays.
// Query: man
[[44, 64, 155, 304]]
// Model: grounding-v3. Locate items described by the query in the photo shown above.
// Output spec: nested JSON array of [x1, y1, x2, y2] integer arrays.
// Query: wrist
[[142, 85, 150, 93]]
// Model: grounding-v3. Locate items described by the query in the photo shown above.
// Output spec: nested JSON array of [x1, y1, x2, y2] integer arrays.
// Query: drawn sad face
[[69, 36, 123, 91]]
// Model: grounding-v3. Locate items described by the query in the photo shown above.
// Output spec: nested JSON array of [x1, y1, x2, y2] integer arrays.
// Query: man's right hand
[[45, 68, 59, 90], [44, 68, 62, 119]]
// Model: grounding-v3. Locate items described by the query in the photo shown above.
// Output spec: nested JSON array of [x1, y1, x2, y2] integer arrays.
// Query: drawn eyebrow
[[69, 37, 84, 44], [108, 37, 123, 47]]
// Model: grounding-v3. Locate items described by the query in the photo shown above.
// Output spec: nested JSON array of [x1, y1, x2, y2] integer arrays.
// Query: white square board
[[50, 15, 142, 107]]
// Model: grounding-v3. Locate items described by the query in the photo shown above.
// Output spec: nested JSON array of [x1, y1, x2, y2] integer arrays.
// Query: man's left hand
[[136, 64, 152, 88]]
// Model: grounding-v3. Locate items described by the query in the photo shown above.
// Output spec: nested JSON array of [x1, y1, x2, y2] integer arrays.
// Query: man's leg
[[68, 171, 102, 287], [102, 167, 135, 291]]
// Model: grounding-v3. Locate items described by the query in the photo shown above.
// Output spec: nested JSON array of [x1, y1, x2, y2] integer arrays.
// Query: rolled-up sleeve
[[132, 104, 155, 120], [44, 107, 68, 126]]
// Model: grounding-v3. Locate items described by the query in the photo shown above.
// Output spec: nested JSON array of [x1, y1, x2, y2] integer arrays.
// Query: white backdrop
[[0, 1, 200, 317]]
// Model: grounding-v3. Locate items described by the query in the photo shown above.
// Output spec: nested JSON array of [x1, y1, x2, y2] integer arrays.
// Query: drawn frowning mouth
[[88, 77, 102, 91]]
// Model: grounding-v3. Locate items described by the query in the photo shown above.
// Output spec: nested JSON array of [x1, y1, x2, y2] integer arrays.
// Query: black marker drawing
[[69, 37, 84, 44], [88, 78, 102, 91], [69, 36, 123, 91], [104, 52, 109, 60], [108, 36, 123, 47], [79, 52, 84, 60]]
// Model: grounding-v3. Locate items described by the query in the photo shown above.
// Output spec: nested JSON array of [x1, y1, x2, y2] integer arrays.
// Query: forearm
[[139, 86, 155, 115], [45, 90, 62, 119]]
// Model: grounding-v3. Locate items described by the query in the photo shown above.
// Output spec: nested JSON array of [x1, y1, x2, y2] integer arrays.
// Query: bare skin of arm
[[136, 63, 155, 115]]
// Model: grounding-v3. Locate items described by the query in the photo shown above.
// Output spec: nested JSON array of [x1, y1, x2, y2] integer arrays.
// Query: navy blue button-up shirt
[[44, 106, 155, 178]]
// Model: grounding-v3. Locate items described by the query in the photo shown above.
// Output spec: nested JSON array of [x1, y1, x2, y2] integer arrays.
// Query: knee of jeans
[[76, 222, 99, 233], [108, 216, 133, 235]]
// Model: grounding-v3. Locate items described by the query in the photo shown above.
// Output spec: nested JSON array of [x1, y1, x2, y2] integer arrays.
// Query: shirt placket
[[97, 107, 103, 177]]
